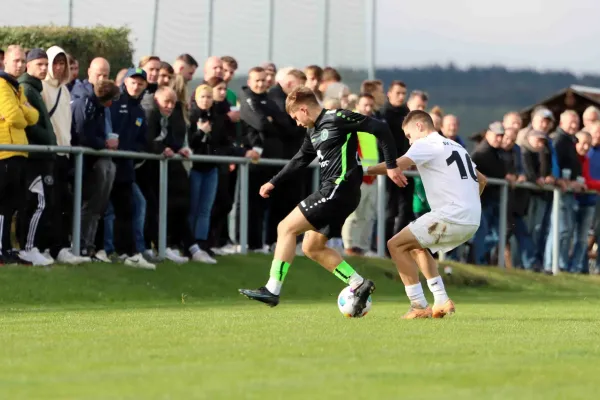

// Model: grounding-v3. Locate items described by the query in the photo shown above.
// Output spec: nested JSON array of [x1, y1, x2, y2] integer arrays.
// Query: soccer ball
[[337, 286, 372, 318]]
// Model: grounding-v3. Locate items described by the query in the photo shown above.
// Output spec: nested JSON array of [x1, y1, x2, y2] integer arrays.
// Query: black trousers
[[137, 161, 160, 250], [111, 181, 134, 255], [48, 156, 73, 257], [208, 165, 237, 249], [246, 165, 273, 250], [385, 177, 415, 244], [17, 158, 56, 252], [0, 156, 26, 254], [137, 160, 196, 253]]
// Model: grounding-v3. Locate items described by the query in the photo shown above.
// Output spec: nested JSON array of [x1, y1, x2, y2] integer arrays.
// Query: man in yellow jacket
[[0, 45, 39, 263]]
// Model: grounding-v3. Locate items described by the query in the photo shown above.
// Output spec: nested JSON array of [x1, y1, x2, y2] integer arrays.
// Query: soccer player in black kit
[[239, 87, 407, 316]]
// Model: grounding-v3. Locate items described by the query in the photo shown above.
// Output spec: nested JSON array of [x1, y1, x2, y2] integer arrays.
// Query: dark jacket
[[380, 101, 410, 156], [70, 79, 108, 171], [141, 96, 187, 154], [189, 100, 246, 172], [552, 127, 582, 180], [521, 135, 553, 201], [471, 140, 506, 205], [239, 86, 290, 159], [109, 87, 147, 183], [17, 72, 57, 158], [501, 144, 527, 216], [267, 83, 305, 158]]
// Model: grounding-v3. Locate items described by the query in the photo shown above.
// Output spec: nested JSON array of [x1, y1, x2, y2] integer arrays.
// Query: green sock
[[269, 259, 291, 282], [266, 259, 291, 295], [333, 261, 358, 284]]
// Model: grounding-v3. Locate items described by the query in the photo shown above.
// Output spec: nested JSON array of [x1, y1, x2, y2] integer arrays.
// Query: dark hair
[[358, 92, 375, 101], [221, 56, 238, 70], [159, 61, 174, 74], [388, 80, 406, 90], [360, 80, 382, 94], [176, 53, 198, 67], [94, 80, 120, 103], [402, 110, 434, 129], [248, 66, 265, 75], [322, 67, 341, 82], [67, 53, 77, 64], [206, 76, 225, 87], [0, 49, 4, 57]]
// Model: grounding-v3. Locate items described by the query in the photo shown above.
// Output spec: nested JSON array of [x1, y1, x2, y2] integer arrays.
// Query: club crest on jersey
[[320, 129, 329, 141]]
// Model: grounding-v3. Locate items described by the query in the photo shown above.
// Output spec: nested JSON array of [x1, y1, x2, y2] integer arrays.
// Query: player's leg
[[238, 206, 313, 306], [388, 219, 454, 319], [302, 230, 375, 317]]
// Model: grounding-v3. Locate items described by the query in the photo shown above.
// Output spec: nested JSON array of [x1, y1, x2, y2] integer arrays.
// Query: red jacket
[[579, 154, 600, 191]]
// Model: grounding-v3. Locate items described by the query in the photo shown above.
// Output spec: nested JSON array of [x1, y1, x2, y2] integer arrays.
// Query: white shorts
[[408, 211, 479, 254]]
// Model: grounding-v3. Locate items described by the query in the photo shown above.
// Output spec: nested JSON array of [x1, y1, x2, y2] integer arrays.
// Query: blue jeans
[[570, 203, 595, 273], [104, 201, 115, 254], [512, 215, 536, 269], [189, 168, 219, 241], [527, 196, 552, 266], [132, 183, 146, 254], [104, 182, 146, 255], [473, 202, 500, 265], [544, 193, 576, 271]]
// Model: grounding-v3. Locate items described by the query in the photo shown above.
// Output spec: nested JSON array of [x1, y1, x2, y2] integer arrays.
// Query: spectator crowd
[[1, 44, 600, 274]]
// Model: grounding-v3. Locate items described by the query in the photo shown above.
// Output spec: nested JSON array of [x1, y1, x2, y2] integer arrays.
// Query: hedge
[[0, 25, 134, 79]]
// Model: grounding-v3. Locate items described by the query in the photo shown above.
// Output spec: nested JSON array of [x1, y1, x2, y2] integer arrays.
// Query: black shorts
[[299, 182, 361, 239]]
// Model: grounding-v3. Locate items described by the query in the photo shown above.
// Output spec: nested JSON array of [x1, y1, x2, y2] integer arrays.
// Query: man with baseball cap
[[102, 67, 155, 269], [16, 48, 57, 266]]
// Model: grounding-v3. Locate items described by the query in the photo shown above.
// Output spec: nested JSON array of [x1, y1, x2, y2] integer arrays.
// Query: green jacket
[[18, 72, 57, 158], [412, 176, 430, 214]]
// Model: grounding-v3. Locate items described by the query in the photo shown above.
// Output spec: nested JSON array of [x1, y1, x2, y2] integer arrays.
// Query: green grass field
[[1, 255, 600, 399]]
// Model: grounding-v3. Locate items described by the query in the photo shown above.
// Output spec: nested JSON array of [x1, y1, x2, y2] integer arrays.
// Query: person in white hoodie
[[41, 45, 89, 264]]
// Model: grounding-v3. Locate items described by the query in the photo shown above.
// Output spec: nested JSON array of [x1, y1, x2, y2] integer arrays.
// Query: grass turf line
[[1, 255, 599, 399]]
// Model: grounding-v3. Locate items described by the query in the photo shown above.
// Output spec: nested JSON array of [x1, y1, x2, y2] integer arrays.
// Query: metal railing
[[0, 144, 574, 274]]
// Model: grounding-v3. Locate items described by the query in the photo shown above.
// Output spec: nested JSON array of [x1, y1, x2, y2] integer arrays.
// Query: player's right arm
[[269, 134, 317, 187], [476, 169, 487, 195]]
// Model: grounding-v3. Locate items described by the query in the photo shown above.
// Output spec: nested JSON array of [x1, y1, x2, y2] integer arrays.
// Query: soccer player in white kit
[[367, 110, 487, 319]]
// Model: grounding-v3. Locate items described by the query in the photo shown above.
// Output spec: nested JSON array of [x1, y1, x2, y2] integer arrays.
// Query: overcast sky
[[376, 0, 600, 74], [2, 0, 599, 75]]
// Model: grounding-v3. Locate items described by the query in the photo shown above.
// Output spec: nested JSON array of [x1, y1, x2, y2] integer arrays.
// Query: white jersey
[[405, 132, 481, 225]]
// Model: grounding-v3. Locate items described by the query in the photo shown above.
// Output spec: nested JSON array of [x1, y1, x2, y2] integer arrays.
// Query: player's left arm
[[366, 155, 414, 176]]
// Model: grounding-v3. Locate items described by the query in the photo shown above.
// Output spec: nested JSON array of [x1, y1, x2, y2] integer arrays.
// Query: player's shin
[[333, 260, 364, 289], [414, 250, 450, 306], [265, 259, 291, 295]]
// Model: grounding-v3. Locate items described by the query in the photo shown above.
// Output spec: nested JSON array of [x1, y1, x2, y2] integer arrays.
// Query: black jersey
[[270, 108, 398, 188]]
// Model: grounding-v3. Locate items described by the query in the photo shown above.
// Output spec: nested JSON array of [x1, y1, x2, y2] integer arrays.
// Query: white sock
[[427, 276, 449, 306], [265, 278, 283, 295], [348, 273, 364, 289], [405, 283, 428, 308], [189, 244, 200, 256]]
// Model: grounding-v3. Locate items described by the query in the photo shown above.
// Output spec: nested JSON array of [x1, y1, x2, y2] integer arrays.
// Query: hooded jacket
[[0, 71, 39, 160], [552, 127, 582, 180], [42, 46, 72, 153], [18, 72, 56, 158], [70, 80, 108, 170], [239, 86, 290, 159], [109, 86, 147, 183]]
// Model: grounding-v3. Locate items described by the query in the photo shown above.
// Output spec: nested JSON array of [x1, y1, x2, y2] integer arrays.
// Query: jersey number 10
[[446, 151, 478, 181]]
